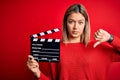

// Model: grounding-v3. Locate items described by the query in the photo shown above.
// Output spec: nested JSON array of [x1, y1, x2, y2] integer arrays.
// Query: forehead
[[67, 12, 85, 21]]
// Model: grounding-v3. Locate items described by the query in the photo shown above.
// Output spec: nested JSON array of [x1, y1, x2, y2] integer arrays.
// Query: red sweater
[[38, 36, 120, 80]]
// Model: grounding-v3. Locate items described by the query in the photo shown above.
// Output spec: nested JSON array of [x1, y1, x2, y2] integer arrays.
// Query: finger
[[96, 30, 103, 36], [28, 55, 34, 60], [29, 62, 39, 67], [27, 60, 38, 66], [27, 64, 37, 70], [27, 62, 39, 70], [97, 29, 105, 34], [94, 33, 103, 40], [28, 55, 36, 62], [27, 63, 33, 70], [93, 41, 101, 48], [99, 29, 104, 33], [27, 58, 39, 66], [94, 32, 98, 40], [27, 63, 38, 68], [94, 35, 103, 40]]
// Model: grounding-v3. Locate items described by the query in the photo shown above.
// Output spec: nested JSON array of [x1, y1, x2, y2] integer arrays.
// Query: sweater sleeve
[[110, 36, 120, 62], [110, 35, 120, 52], [37, 63, 51, 80], [38, 71, 50, 80]]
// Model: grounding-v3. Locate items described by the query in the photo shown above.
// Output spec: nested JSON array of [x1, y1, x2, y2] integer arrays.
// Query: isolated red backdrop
[[0, 0, 120, 80]]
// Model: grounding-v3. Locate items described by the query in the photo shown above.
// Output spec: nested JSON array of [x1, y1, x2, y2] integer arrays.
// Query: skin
[[27, 55, 40, 78], [94, 29, 111, 48], [66, 12, 85, 43], [27, 12, 111, 78], [27, 12, 86, 78]]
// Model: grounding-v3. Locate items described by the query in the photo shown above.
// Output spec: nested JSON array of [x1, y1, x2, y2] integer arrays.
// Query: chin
[[71, 35, 80, 38]]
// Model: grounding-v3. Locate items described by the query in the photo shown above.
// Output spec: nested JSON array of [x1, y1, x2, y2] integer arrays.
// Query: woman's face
[[67, 12, 85, 40]]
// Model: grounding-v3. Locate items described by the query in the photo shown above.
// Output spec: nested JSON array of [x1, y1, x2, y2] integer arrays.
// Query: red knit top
[[38, 36, 120, 80]]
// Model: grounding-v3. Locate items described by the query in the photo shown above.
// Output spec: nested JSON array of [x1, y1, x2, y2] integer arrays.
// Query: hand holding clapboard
[[30, 28, 60, 62]]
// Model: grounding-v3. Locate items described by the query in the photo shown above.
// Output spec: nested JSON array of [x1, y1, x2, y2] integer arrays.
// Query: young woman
[[27, 4, 120, 80]]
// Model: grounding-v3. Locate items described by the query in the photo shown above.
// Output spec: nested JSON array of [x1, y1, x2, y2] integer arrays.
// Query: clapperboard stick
[[30, 28, 60, 62]]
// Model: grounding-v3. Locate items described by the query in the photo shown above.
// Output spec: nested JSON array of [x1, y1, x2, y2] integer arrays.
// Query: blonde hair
[[62, 4, 90, 46]]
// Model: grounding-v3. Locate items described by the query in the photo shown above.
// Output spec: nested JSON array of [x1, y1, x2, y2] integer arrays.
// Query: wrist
[[34, 69, 40, 79], [107, 34, 114, 43]]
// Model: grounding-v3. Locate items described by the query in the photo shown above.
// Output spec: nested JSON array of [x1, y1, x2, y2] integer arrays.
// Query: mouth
[[72, 31, 79, 34]]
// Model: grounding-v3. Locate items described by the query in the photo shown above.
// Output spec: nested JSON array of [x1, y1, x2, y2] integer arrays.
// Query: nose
[[73, 22, 78, 29]]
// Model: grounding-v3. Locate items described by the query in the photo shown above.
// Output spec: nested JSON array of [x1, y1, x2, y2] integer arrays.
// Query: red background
[[0, 0, 120, 80]]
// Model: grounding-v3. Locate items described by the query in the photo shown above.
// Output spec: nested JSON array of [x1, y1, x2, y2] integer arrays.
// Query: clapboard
[[30, 28, 60, 62]]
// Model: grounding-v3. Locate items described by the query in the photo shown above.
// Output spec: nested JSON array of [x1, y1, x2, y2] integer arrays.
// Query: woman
[[27, 4, 120, 80]]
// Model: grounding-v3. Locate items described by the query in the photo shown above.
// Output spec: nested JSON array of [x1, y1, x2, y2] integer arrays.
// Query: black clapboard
[[30, 28, 60, 62]]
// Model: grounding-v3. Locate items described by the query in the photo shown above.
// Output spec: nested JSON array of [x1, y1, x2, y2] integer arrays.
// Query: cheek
[[78, 25, 85, 33], [67, 23, 73, 31], [67, 22, 73, 28], [67, 27, 72, 34]]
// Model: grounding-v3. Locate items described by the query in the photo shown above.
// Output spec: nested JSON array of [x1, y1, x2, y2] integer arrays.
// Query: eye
[[67, 20, 74, 24], [78, 21, 84, 25]]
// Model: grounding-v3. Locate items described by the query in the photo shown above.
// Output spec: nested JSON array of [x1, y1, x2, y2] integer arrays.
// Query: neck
[[67, 37, 80, 43]]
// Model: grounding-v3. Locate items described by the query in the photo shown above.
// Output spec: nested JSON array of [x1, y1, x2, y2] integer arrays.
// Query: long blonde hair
[[62, 4, 90, 46]]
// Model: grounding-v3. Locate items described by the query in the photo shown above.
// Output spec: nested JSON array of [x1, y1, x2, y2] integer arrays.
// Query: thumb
[[93, 41, 101, 48], [28, 55, 35, 61]]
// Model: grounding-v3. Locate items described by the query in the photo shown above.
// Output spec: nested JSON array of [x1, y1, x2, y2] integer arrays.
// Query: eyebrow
[[67, 19, 85, 21]]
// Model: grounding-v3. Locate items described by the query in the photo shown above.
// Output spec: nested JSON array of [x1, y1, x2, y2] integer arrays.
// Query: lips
[[72, 31, 79, 34]]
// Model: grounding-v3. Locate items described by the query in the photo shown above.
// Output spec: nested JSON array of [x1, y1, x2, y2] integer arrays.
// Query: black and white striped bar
[[31, 28, 60, 38], [30, 28, 60, 62]]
